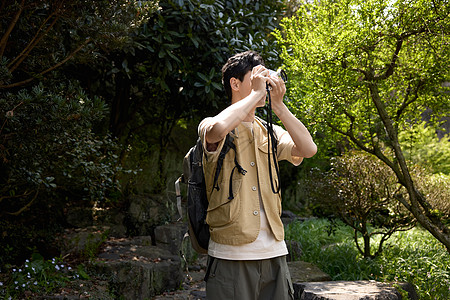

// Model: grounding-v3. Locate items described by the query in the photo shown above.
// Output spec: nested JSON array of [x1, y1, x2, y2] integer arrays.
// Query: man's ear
[[230, 77, 240, 92]]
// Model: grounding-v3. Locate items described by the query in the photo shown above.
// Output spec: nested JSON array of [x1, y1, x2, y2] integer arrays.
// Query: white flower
[[55, 265, 60, 271], [22, 284, 25, 287], [12, 268, 16, 272], [34, 281, 38, 285], [68, 267, 72, 270], [14, 281, 18, 284], [18, 269, 22, 272], [0, 282, 3, 286], [25, 259, 29, 263]]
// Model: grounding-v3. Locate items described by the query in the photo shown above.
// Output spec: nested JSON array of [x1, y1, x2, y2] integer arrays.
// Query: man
[[198, 51, 317, 299]]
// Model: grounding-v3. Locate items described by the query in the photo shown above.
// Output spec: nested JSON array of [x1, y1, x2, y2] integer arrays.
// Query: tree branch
[[375, 37, 403, 81], [8, 9, 62, 72], [0, 38, 91, 89], [395, 80, 423, 122], [0, 0, 25, 57], [5, 188, 39, 216]]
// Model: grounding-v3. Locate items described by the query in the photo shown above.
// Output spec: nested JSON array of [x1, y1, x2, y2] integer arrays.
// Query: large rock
[[286, 240, 303, 262], [127, 194, 177, 236], [93, 207, 127, 237], [93, 236, 183, 300], [60, 226, 109, 259], [294, 281, 418, 300], [154, 222, 188, 255], [288, 261, 332, 283]]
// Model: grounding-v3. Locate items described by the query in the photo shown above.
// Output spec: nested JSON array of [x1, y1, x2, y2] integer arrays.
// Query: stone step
[[288, 261, 332, 282], [93, 236, 183, 300], [294, 280, 418, 300]]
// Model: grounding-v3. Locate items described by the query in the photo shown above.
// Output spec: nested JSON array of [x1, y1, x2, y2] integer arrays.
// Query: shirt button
[[252, 186, 257, 191], [253, 210, 259, 216], [250, 162, 255, 167]]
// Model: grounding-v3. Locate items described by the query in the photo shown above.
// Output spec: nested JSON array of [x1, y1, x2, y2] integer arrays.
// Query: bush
[[299, 151, 415, 258], [285, 218, 450, 300], [0, 82, 123, 266]]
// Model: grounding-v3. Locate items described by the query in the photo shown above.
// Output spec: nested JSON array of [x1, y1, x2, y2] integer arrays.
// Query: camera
[[268, 68, 288, 83]]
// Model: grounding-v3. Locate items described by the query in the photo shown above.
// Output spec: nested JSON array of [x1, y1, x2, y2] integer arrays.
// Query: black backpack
[[175, 133, 246, 254]]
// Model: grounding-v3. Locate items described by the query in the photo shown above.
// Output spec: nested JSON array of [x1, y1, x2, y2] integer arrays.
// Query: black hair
[[221, 50, 265, 101]]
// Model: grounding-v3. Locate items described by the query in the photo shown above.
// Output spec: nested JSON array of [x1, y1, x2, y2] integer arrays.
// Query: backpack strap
[[212, 133, 247, 200], [227, 140, 247, 200]]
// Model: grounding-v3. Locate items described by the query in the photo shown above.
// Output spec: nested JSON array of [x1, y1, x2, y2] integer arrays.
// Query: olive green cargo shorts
[[205, 255, 295, 300]]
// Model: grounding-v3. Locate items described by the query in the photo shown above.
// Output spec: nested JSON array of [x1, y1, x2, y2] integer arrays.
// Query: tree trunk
[[368, 81, 450, 253]]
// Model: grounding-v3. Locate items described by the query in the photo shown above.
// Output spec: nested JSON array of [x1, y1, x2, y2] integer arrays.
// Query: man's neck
[[243, 111, 255, 122]]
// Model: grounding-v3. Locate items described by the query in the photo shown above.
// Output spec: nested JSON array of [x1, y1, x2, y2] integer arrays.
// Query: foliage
[[0, 254, 81, 299], [412, 170, 450, 222], [0, 0, 157, 89], [275, 0, 450, 251], [285, 218, 450, 300], [0, 1, 154, 265], [0, 83, 121, 210], [302, 151, 415, 257], [73, 0, 287, 193], [399, 121, 450, 175], [0, 82, 126, 266]]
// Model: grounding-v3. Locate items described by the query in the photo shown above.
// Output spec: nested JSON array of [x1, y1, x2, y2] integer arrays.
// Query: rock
[[288, 261, 331, 283], [60, 226, 108, 259], [286, 240, 303, 261], [93, 207, 127, 237], [281, 210, 311, 225], [127, 194, 177, 236], [294, 280, 418, 300], [155, 222, 188, 255], [93, 236, 183, 300]]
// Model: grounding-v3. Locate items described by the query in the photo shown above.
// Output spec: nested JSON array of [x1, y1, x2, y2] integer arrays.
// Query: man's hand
[[267, 74, 286, 111], [250, 65, 270, 106]]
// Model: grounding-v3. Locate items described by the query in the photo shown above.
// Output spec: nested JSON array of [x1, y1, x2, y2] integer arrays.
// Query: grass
[[285, 218, 450, 300]]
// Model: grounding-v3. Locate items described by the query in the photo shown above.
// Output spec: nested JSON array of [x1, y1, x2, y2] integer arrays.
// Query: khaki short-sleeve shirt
[[198, 117, 301, 245]]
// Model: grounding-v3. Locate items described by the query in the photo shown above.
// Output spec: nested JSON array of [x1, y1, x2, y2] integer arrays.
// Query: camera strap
[[265, 83, 281, 194]]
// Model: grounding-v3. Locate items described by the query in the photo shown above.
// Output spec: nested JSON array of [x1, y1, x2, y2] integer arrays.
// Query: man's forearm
[[205, 90, 265, 144], [273, 103, 317, 158]]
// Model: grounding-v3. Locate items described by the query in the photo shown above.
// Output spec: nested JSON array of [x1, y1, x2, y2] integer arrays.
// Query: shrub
[[0, 82, 123, 265], [302, 151, 415, 258], [285, 218, 450, 300]]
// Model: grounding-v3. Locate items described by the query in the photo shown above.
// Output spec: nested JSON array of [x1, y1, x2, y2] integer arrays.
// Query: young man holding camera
[[198, 51, 317, 299]]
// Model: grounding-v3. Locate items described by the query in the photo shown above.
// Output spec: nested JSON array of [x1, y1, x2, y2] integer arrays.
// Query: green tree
[[275, 0, 450, 251], [71, 0, 286, 193], [0, 0, 156, 264], [0, 0, 156, 90], [399, 121, 450, 175]]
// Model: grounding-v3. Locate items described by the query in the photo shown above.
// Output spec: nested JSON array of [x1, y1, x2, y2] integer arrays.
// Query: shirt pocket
[[206, 177, 242, 227]]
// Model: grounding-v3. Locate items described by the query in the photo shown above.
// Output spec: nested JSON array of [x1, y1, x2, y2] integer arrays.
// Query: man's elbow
[[205, 120, 228, 145], [303, 143, 318, 158], [295, 142, 317, 158]]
